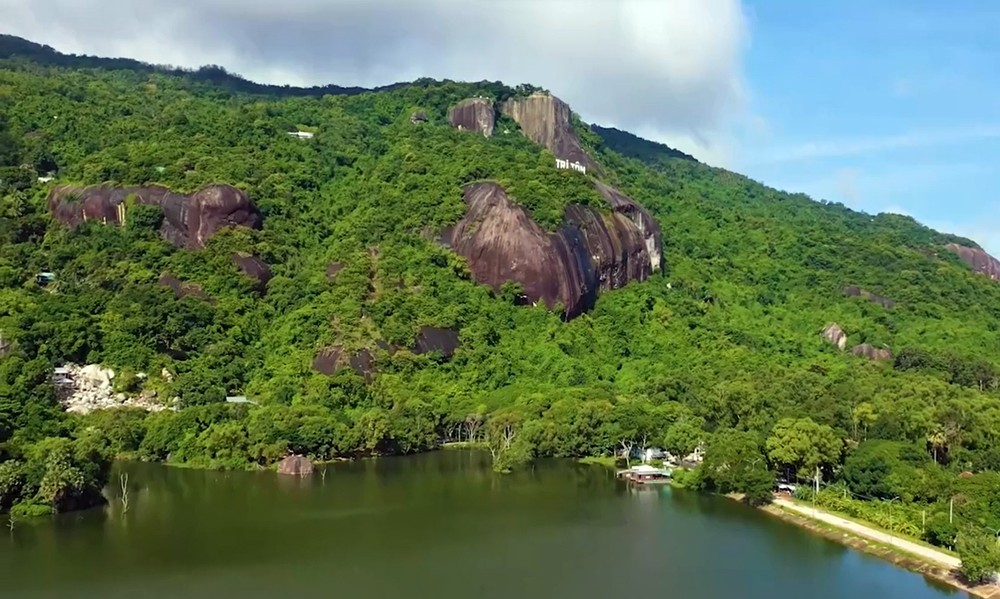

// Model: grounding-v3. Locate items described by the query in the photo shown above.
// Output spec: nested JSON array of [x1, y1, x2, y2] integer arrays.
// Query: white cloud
[[0, 0, 750, 164], [753, 124, 1000, 164]]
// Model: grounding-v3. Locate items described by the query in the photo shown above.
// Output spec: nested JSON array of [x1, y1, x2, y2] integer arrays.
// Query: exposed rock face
[[843, 286, 895, 309], [312, 346, 376, 382], [54, 363, 167, 414], [946, 244, 1000, 281], [851, 343, 892, 361], [448, 98, 495, 137], [277, 455, 314, 476], [325, 262, 344, 281], [231, 253, 272, 290], [48, 184, 261, 249], [410, 110, 428, 124], [442, 181, 657, 318], [501, 93, 595, 171], [312, 328, 461, 380], [821, 323, 847, 350], [158, 273, 213, 302], [413, 327, 460, 357], [594, 181, 663, 272]]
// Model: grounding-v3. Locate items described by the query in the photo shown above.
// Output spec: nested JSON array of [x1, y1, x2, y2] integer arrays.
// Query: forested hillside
[[3, 37, 1000, 556]]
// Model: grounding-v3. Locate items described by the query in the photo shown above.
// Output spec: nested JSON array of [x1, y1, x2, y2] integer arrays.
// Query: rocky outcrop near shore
[[48, 183, 261, 249], [277, 455, 314, 476]]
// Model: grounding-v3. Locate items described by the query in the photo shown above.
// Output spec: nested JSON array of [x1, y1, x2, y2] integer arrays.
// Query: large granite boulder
[[821, 323, 847, 350], [448, 98, 495, 137], [413, 326, 460, 357], [946, 244, 1000, 281], [442, 181, 658, 319], [157, 273, 213, 302], [277, 455, 314, 476], [851, 343, 892, 361], [843, 286, 895, 309], [501, 93, 596, 172], [312, 346, 376, 382], [48, 183, 261, 249], [231, 253, 272, 290]]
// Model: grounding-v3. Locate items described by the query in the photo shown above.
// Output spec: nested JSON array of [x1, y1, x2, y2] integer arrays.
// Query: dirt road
[[771, 497, 961, 570]]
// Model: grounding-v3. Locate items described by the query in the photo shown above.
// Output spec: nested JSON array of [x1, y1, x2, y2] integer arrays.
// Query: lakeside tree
[[766, 418, 842, 482], [957, 530, 1000, 584]]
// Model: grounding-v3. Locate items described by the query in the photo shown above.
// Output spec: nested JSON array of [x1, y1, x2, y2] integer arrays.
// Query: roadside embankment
[[765, 499, 1000, 598]]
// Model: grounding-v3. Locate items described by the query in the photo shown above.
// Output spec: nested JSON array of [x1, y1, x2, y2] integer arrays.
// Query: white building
[[287, 131, 315, 139]]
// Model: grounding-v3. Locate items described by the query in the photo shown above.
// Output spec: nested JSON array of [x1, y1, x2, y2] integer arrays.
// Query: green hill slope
[[2, 37, 1000, 540]]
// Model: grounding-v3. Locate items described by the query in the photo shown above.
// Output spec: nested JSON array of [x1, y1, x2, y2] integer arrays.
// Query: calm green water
[[0, 452, 963, 599]]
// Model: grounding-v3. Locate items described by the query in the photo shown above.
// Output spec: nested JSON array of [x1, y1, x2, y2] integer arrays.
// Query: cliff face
[[448, 98, 495, 137], [442, 181, 657, 319], [594, 181, 663, 272], [500, 93, 595, 171], [48, 184, 261, 249], [946, 244, 1000, 281]]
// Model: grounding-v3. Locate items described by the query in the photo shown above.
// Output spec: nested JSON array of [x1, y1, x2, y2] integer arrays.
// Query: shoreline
[[581, 458, 998, 598], [763, 502, 998, 598]]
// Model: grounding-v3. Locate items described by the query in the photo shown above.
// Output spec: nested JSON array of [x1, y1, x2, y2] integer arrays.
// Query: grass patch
[[578, 456, 619, 468]]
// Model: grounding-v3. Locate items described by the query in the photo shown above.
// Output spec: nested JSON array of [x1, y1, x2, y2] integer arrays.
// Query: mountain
[[3, 36, 1000, 528]]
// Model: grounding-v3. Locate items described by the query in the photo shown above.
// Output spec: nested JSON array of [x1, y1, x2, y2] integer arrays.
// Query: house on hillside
[[287, 131, 314, 139]]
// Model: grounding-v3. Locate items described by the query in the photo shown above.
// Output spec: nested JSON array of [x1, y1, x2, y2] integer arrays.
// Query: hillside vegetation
[[2, 37, 1000, 558]]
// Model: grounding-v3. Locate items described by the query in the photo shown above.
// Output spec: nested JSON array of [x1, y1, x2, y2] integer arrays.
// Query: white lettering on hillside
[[555, 158, 587, 174]]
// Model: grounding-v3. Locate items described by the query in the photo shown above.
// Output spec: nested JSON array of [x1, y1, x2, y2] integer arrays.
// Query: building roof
[[631, 464, 661, 473], [225, 396, 257, 405]]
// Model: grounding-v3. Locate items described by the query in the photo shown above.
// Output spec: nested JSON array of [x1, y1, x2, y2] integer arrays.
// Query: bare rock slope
[[442, 182, 659, 318], [48, 183, 262, 249], [946, 244, 1000, 281]]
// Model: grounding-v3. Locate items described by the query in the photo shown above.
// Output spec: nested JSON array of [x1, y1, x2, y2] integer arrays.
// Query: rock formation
[[231, 253, 272, 290], [54, 363, 168, 414], [946, 244, 1000, 281], [843, 286, 895, 309], [851, 343, 892, 361], [277, 455, 314, 476], [500, 93, 595, 171], [312, 346, 376, 382], [410, 110, 428, 124], [325, 262, 344, 280], [821, 323, 847, 350], [312, 327, 461, 380], [413, 326, 460, 357], [48, 183, 261, 249], [594, 181, 663, 272], [158, 273, 213, 302], [448, 98, 495, 137], [441, 181, 658, 319]]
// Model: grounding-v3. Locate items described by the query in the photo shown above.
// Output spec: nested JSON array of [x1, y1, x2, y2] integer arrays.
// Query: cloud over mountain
[[0, 0, 749, 162]]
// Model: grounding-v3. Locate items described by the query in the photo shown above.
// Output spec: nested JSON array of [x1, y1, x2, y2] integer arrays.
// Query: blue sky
[[733, 0, 1000, 253]]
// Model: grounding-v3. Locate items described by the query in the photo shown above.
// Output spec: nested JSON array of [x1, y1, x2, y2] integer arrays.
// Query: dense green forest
[[3, 37, 1000, 573]]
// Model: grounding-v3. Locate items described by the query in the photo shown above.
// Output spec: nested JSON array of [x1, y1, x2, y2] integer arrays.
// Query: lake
[[0, 451, 964, 599]]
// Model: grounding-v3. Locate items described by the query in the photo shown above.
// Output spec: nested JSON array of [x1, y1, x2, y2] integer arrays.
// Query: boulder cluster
[[55, 363, 170, 414]]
